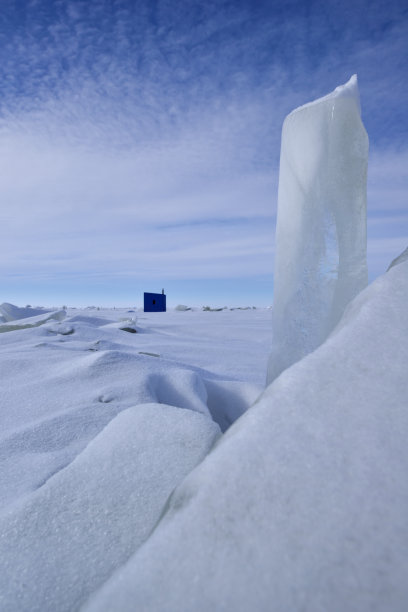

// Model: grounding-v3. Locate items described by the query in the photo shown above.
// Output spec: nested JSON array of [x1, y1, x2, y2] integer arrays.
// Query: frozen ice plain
[[1, 76, 408, 611]]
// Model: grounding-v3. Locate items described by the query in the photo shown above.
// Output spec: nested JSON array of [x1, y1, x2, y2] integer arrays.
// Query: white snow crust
[[1, 260, 408, 611], [83, 260, 408, 612], [0, 308, 268, 513], [0, 404, 219, 612], [0, 305, 270, 611]]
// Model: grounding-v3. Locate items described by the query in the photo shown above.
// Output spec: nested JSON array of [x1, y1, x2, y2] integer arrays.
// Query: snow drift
[[0, 404, 219, 612], [84, 260, 408, 612], [0, 306, 267, 611]]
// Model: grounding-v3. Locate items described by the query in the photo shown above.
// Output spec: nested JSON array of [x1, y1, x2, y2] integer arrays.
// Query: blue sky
[[0, 0, 407, 307]]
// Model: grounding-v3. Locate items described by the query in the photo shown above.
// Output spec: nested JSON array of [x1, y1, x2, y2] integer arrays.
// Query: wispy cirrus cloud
[[0, 0, 407, 305]]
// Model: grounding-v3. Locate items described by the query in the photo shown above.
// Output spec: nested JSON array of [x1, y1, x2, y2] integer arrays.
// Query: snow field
[[83, 260, 408, 612], [0, 404, 219, 612], [0, 305, 271, 610], [1, 263, 407, 611], [0, 308, 269, 512]]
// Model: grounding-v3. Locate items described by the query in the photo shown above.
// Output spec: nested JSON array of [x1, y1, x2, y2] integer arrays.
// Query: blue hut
[[144, 290, 166, 312]]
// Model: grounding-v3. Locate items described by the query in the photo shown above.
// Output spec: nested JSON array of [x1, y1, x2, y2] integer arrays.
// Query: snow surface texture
[[0, 308, 268, 510], [84, 259, 408, 612], [0, 305, 270, 606], [267, 75, 369, 384], [0, 404, 219, 612], [0, 306, 272, 611]]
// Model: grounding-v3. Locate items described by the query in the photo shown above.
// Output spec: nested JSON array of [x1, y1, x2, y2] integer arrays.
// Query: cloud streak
[[0, 0, 407, 304]]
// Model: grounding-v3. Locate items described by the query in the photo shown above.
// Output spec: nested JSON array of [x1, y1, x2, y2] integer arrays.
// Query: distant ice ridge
[[0, 302, 66, 332], [0, 303, 51, 321], [267, 75, 369, 384]]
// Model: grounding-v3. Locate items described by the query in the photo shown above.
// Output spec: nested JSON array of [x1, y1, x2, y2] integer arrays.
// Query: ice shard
[[267, 75, 368, 384]]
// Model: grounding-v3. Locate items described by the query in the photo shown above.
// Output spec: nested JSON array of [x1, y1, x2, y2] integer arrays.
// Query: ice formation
[[0, 302, 66, 332], [267, 75, 369, 384], [0, 303, 51, 321]]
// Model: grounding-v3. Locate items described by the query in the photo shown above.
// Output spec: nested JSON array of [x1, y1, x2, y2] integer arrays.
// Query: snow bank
[[84, 261, 408, 612], [204, 378, 261, 432], [0, 330, 214, 511], [268, 75, 368, 383], [0, 404, 219, 612]]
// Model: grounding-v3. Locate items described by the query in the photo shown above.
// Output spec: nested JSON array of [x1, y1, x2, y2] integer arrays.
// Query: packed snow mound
[[84, 262, 408, 612], [0, 347, 211, 512], [268, 75, 368, 384], [0, 403, 219, 612]]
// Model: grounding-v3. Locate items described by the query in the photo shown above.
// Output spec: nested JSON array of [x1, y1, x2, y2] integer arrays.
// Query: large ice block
[[267, 75, 368, 384]]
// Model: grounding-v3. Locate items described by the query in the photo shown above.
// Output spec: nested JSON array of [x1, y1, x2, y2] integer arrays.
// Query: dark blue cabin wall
[[144, 292, 166, 312]]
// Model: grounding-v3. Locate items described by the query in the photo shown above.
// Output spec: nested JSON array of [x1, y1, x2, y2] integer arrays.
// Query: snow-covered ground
[[0, 305, 272, 509], [1, 261, 407, 611], [0, 303, 271, 611]]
